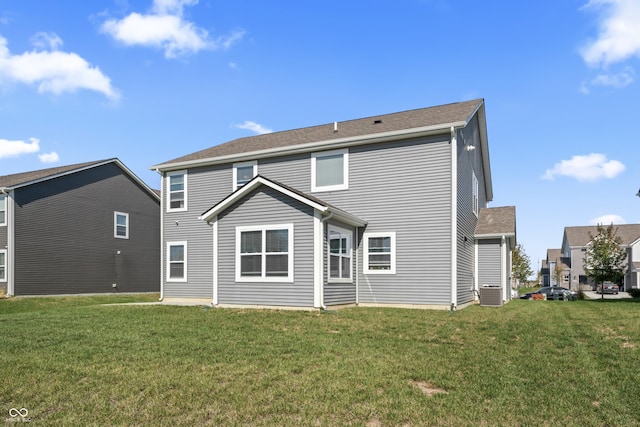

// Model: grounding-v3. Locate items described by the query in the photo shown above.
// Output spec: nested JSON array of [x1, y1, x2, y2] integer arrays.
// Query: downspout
[[355, 227, 359, 305], [450, 126, 458, 310], [319, 212, 334, 310], [154, 169, 164, 301]]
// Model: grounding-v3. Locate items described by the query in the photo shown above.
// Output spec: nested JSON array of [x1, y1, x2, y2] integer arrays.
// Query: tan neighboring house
[[561, 224, 640, 291]]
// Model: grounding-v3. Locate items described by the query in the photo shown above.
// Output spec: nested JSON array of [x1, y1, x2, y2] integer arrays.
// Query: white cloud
[[0, 137, 40, 159], [580, 0, 640, 68], [234, 121, 273, 135], [0, 35, 119, 100], [580, 67, 635, 93], [542, 153, 625, 181], [100, 0, 245, 59], [590, 214, 626, 225], [31, 32, 63, 50], [38, 151, 60, 163]]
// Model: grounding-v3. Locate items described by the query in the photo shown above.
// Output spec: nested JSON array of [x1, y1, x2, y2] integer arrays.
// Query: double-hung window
[[167, 171, 187, 211], [233, 161, 257, 191], [236, 224, 293, 282], [167, 242, 187, 282], [328, 226, 352, 282], [0, 194, 6, 226], [363, 232, 396, 274], [114, 212, 129, 239], [472, 171, 479, 216], [0, 250, 6, 282], [311, 149, 348, 192]]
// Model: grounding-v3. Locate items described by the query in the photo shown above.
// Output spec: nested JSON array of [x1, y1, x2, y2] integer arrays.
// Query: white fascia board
[[152, 121, 468, 172], [199, 176, 328, 222], [330, 210, 367, 227]]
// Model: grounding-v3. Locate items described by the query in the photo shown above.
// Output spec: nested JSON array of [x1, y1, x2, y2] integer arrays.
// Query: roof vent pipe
[[333, 122, 338, 133]]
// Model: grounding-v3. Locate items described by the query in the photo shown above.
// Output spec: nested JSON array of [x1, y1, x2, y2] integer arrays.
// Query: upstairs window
[[363, 232, 396, 274], [311, 149, 348, 192], [329, 226, 352, 282], [167, 171, 187, 212], [236, 224, 293, 282], [0, 194, 5, 226], [114, 212, 129, 239], [233, 161, 257, 191], [472, 172, 479, 216]]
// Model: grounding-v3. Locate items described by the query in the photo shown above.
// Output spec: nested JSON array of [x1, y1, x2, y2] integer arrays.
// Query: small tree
[[553, 264, 564, 288], [512, 244, 533, 285], [583, 224, 627, 299]]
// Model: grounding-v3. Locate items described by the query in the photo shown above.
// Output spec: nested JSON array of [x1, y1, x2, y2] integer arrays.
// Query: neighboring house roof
[[546, 248, 570, 270], [151, 99, 491, 200], [0, 158, 160, 201], [564, 224, 640, 247], [474, 206, 516, 244], [199, 175, 367, 227]]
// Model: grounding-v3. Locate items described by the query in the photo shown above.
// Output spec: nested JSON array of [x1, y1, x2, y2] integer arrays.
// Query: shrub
[[531, 293, 545, 301], [627, 288, 640, 298]]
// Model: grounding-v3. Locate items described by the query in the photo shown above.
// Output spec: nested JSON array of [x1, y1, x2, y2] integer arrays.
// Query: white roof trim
[[2, 159, 160, 202], [152, 121, 468, 172], [199, 176, 366, 227]]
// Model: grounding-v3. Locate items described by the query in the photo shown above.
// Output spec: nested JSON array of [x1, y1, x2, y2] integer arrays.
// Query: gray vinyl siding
[[217, 186, 315, 307], [456, 117, 486, 304], [477, 239, 502, 287], [259, 135, 453, 305], [12, 163, 160, 295], [162, 165, 229, 298], [323, 220, 357, 306]]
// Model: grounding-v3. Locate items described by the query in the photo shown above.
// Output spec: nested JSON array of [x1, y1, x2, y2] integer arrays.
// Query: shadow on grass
[[584, 297, 640, 304]]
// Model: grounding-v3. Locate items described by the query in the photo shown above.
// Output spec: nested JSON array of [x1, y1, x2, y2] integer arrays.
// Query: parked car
[[597, 283, 619, 294], [521, 287, 578, 301]]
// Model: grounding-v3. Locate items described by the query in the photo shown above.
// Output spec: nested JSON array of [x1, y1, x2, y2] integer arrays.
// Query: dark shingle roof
[[564, 224, 640, 247], [0, 159, 113, 189], [155, 99, 484, 168], [475, 206, 516, 237]]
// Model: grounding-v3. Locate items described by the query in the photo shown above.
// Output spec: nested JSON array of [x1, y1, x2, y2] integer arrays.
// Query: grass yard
[[1, 295, 640, 426]]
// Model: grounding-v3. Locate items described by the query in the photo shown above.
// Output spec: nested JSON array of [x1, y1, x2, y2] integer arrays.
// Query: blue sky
[[1, 0, 639, 274]]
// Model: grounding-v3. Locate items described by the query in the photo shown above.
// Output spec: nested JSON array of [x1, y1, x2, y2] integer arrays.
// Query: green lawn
[[1, 295, 640, 426]]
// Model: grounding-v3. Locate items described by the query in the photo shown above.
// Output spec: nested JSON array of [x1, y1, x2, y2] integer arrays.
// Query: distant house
[[0, 159, 160, 296], [151, 99, 517, 309], [541, 249, 570, 288], [561, 224, 640, 291]]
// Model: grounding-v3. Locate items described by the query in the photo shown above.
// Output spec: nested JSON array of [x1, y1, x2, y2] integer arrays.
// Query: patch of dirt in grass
[[366, 416, 382, 427], [597, 326, 636, 349], [410, 380, 448, 397], [592, 401, 600, 407]]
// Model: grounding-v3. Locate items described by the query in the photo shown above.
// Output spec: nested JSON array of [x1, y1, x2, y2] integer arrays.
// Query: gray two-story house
[[562, 224, 640, 291], [152, 99, 516, 309], [0, 159, 160, 296]]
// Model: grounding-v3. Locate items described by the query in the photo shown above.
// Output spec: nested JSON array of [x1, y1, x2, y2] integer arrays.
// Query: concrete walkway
[[583, 291, 630, 300]]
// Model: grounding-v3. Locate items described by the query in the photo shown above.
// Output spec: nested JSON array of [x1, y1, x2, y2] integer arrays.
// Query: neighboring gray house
[[562, 224, 640, 291], [151, 99, 516, 309], [0, 159, 160, 296]]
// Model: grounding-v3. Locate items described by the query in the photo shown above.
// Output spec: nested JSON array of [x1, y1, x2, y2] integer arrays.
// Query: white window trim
[[363, 232, 396, 274], [114, 211, 129, 239], [233, 161, 258, 191], [235, 224, 294, 283], [166, 170, 187, 212], [0, 194, 6, 226], [328, 225, 353, 283], [311, 148, 349, 192], [167, 241, 187, 282], [0, 249, 6, 282]]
